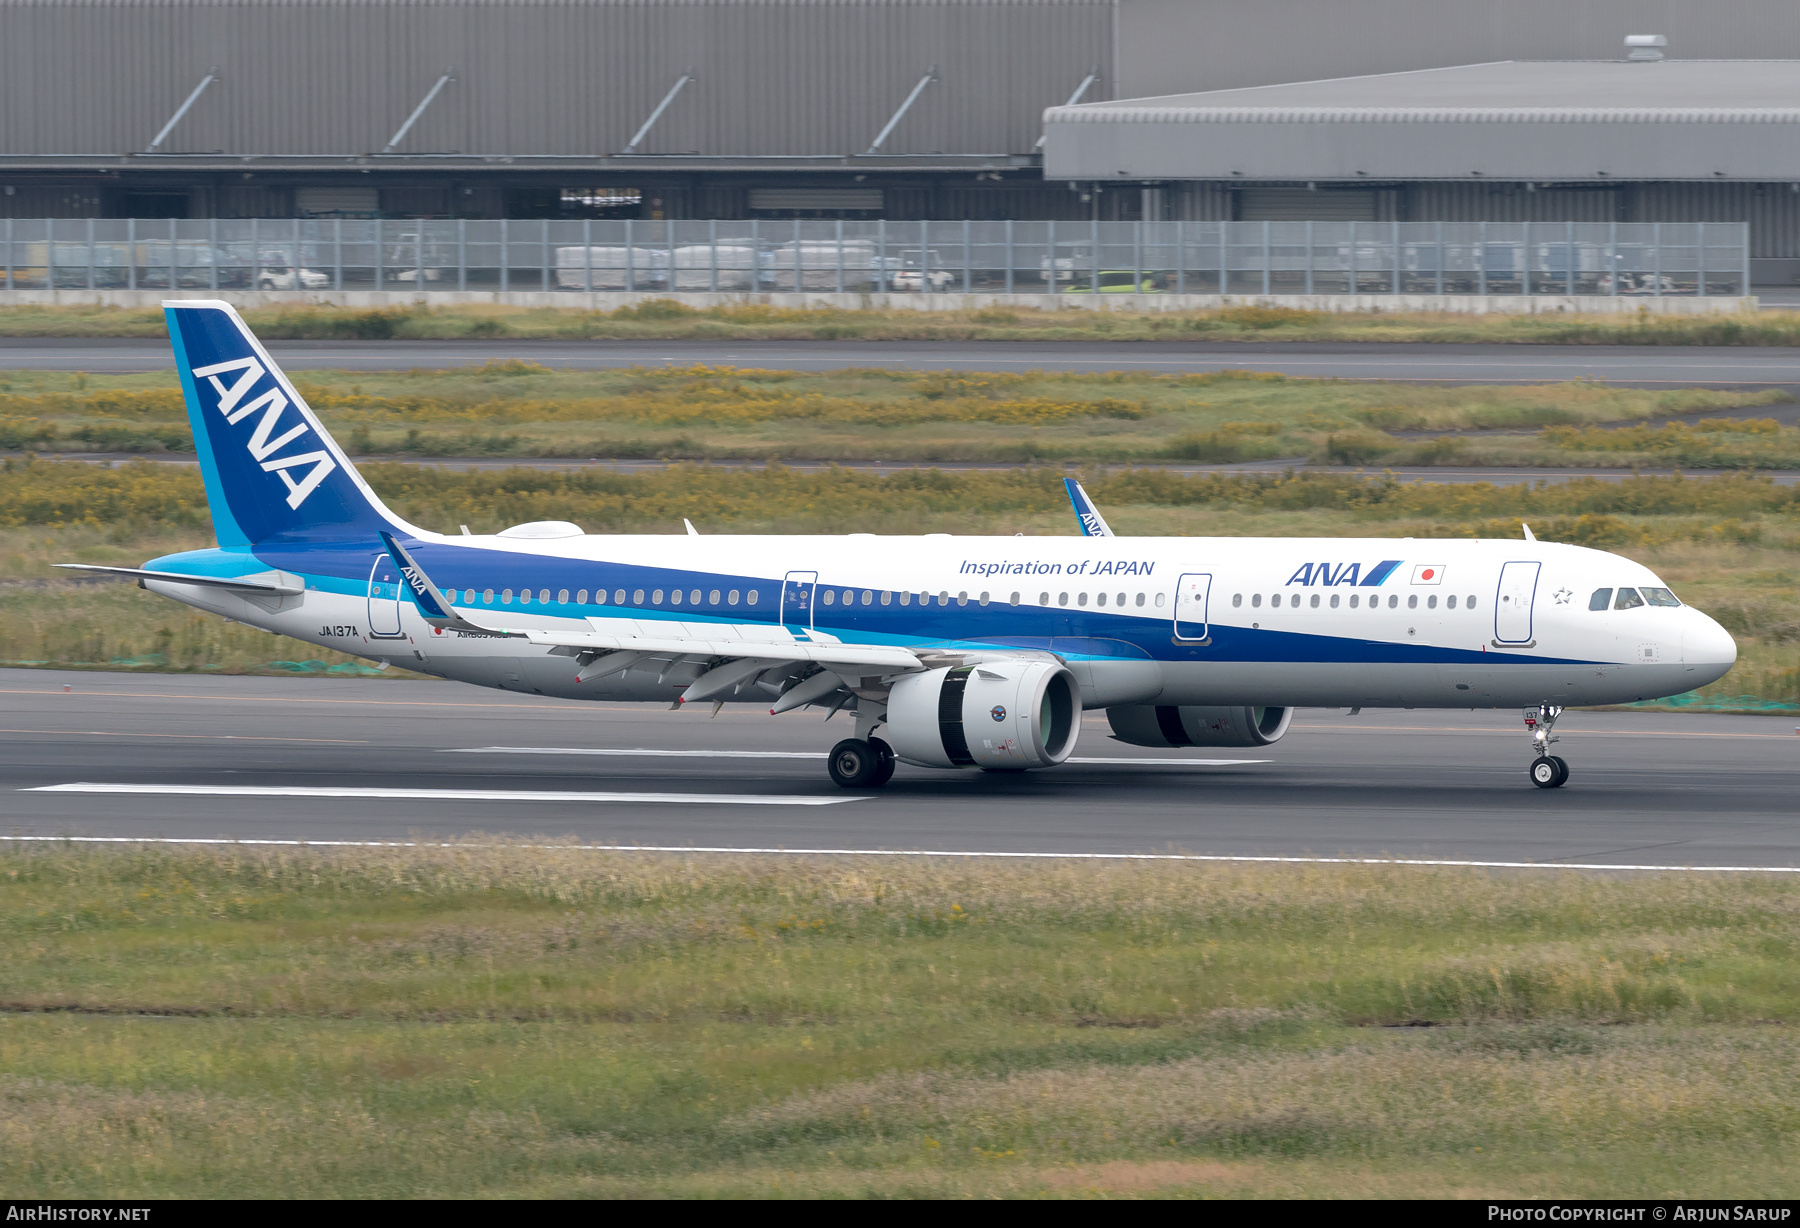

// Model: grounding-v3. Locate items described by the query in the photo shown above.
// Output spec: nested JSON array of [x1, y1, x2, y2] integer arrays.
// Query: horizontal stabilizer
[[54, 563, 303, 595]]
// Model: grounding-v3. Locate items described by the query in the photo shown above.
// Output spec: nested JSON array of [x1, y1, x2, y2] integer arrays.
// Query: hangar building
[[5, 0, 1800, 280]]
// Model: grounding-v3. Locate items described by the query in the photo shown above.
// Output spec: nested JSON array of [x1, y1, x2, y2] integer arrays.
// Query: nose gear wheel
[[1524, 706, 1570, 788]]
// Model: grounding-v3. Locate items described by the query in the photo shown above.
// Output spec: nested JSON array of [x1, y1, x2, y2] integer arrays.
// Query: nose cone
[[1684, 611, 1738, 687]]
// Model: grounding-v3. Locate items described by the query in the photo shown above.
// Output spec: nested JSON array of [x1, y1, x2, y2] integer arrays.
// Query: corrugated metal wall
[[1403, 183, 1800, 256], [1116, 0, 1800, 102], [0, 0, 1112, 157]]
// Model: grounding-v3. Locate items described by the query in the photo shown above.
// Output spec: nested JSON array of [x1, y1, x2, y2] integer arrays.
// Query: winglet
[[377, 531, 520, 637], [1063, 478, 1114, 537]]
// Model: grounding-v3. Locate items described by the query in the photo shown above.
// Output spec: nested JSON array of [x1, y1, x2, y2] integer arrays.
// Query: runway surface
[[4, 668, 1796, 869], [11, 337, 1800, 389]]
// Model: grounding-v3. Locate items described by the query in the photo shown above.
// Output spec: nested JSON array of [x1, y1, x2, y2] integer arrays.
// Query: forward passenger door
[[1494, 561, 1540, 644]]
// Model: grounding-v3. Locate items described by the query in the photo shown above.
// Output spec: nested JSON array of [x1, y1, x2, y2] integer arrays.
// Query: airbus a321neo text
[[62, 302, 1738, 791]]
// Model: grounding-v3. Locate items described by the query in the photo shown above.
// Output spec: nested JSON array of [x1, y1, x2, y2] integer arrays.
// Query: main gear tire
[[867, 737, 896, 786], [828, 738, 882, 789]]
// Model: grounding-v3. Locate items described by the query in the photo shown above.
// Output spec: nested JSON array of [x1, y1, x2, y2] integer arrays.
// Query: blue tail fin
[[165, 300, 411, 546], [1063, 478, 1114, 537]]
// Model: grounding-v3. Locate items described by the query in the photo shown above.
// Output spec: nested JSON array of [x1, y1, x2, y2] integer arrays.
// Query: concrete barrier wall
[[0, 289, 1761, 315]]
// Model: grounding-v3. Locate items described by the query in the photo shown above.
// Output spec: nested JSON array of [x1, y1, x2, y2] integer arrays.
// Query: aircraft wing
[[522, 621, 927, 708], [377, 531, 928, 709], [53, 563, 305, 595]]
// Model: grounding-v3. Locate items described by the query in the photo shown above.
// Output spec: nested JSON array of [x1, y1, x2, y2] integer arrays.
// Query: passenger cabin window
[[1135, 593, 1145, 607], [540, 589, 550, 604], [1348, 594, 1359, 608], [1589, 588, 1613, 611], [670, 590, 682, 606], [1642, 587, 1681, 607], [1388, 595, 1398, 609], [1309, 594, 1320, 608], [1095, 593, 1106, 607], [690, 589, 701, 604], [1427, 595, 1437, 609], [747, 590, 759, 605], [1446, 595, 1456, 609], [1615, 588, 1645, 610], [822, 590, 834, 605], [558, 589, 570, 604], [634, 589, 645, 604], [1010, 592, 1020, 606], [1233, 594, 1243, 608], [1407, 595, 1418, 609], [652, 589, 664, 604], [519, 590, 530, 605], [502, 589, 513, 604], [1329, 594, 1339, 608], [728, 590, 740, 606], [882, 591, 893, 606], [1154, 593, 1165, 608], [1251, 594, 1261, 608], [1466, 595, 1477, 609]]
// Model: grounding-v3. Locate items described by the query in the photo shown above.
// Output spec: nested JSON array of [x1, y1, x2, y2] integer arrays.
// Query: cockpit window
[[1614, 587, 1645, 611], [1588, 588, 1613, 611], [1641, 586, 1681, 607]]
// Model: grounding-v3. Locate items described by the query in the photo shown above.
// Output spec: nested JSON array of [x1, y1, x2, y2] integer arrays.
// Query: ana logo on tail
[[191, 356, 337, 509]]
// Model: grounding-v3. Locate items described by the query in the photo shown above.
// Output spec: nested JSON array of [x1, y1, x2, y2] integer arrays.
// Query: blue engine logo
[[990, 705, 1007, 722]]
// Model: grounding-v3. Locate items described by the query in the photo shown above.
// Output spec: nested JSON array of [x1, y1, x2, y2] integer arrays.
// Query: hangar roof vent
[[1625, 34, 1667, 62]]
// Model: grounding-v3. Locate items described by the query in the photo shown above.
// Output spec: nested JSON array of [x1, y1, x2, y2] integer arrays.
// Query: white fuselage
[[148, 531, 1738, 712]]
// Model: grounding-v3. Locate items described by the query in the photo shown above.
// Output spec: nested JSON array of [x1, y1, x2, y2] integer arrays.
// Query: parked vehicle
[[1062, 270, 1158, 293], [255, 251, 330, 290], [891, 250, 953, 291]]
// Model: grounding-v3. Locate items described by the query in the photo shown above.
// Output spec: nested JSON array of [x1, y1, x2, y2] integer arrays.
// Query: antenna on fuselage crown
[[1522, 523, 1537, 542], [684, 519, 700, 536]]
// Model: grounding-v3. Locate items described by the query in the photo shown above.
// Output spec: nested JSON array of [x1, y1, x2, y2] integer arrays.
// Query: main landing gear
[[828, 737, 896, 789], [1524, 704, 1570, 789]]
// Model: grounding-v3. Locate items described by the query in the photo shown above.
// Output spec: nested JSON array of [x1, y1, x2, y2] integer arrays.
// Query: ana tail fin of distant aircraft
[[1064, 477, 1114, 537], [377, 530, 516, 637], [164, 299, 417, 547]]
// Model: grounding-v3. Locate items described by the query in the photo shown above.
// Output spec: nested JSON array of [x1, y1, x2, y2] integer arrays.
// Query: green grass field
[[5, 299, 1800, 348], [4, 844, 1799, 1198], [3, 363, 1792, 466]]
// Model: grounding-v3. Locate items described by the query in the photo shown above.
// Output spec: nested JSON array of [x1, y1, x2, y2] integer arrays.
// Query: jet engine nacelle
[[884, 661, 1080, 770], [1106, 704, 1294, 748]]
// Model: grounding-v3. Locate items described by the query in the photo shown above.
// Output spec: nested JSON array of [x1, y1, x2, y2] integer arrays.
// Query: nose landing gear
[[1524, 704, 1569, 788]]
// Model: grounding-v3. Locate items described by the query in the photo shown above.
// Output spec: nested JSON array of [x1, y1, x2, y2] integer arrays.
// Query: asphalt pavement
[[5, 669, 1796, 869], [10, 337, 1800, 391]]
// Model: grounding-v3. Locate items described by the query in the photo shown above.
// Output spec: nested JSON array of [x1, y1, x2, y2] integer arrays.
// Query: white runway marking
[[0, 833, 1791, 873], [449, 746, 825, 759], [447, 746, 1270, 766], [26, 783, 865, 807]]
